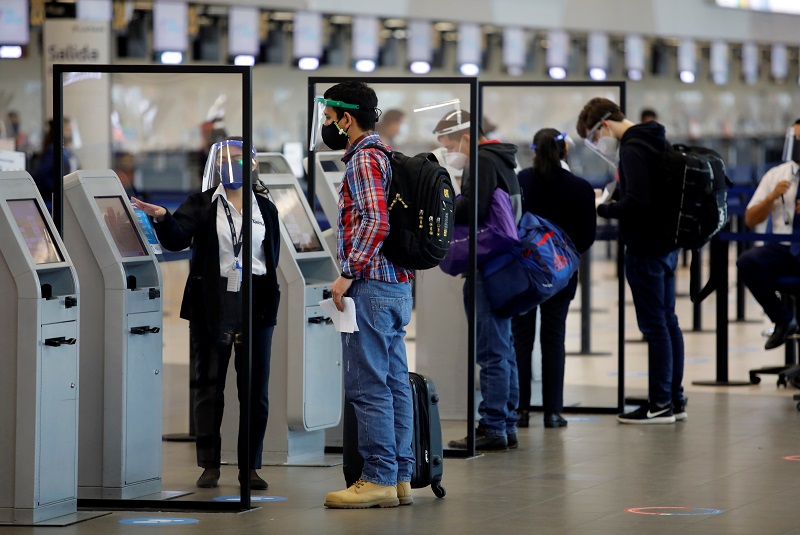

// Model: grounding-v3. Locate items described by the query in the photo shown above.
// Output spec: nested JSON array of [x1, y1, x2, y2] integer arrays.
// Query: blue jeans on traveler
[[342, 279, 414, 486], [625, 249, 685, 407], [463, 275, 519, 437]]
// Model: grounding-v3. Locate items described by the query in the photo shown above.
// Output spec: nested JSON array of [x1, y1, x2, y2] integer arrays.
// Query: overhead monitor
[[269, 185, 324, 253], [7, 199, 64, 265], [94, 196, 148, 258]]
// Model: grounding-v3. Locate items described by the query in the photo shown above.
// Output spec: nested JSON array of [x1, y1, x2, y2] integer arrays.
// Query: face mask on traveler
[[792, 141, 800, 164], [218, 161, 244, 190], [444, 138, 467, 170], [321, 119, 350, 151]]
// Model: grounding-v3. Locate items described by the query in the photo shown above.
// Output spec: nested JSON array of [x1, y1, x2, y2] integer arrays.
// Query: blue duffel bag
[[481, 212, 580, 318]]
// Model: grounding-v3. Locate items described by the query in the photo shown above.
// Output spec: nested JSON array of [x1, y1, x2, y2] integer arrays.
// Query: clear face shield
[[583, 112, 619, 168], [201, 139, 257, 192], [309, 97, 360, 151], [782, 125, 800, 163], [415, 99, 471, 170]]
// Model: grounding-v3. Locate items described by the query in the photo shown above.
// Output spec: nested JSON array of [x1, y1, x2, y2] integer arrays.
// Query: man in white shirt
[[737, 119, 800, 350]]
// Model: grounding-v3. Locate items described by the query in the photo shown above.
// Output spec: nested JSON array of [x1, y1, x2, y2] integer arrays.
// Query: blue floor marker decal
[[213, 495, 288, 502], [627, 506, 724, 516], [119, 518, 199, 525]]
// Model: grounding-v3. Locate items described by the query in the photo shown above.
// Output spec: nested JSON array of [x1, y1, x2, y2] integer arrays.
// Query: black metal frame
[[478, 80, 627, 414], [307, 76, 481, 458], [52, 64, 257, 512]]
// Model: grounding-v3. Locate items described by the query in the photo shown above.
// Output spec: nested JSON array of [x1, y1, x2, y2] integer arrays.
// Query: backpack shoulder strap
[[623, 137, 670, 153]]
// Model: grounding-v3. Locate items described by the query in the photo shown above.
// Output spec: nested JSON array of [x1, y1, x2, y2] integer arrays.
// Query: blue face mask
[[219, 160, 244, 189]]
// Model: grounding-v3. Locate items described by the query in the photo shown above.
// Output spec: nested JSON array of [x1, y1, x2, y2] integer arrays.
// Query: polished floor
[[10, 251, 800, 534]]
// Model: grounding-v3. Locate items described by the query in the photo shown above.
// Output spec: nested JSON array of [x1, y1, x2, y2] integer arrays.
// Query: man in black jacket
[[578, 98, 686, 425], [434, 110, 523, 451]]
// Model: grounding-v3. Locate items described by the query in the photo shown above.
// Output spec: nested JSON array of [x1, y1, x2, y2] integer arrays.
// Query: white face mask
[[444, 137, 467, 170], [444, 151, 467, 170], [597, 136, 619, 157]]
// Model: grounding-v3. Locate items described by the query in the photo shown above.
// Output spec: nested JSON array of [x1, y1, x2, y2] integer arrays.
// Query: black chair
[[749, 276, 800, 387]]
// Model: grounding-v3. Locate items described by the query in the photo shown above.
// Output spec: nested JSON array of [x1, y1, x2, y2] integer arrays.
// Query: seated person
[[737, 119, 800, 350]]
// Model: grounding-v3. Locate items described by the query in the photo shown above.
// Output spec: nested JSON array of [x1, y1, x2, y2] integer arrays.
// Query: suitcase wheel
[[432, 483, 446, 498]]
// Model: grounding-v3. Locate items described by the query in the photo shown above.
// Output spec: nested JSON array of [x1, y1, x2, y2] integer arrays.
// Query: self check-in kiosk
[[313, 150, 346, 257], [0, 172, 80, 524], [221, 153, 342, 465], [63, 170, 163, 499]]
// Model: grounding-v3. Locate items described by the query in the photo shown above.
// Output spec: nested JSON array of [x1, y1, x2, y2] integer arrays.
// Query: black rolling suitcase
[[343, 372, 446, 498]]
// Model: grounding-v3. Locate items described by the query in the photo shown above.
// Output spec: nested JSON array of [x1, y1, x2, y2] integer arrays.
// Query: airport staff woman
[[132, 138, 280, 490], [512, 128, 596, 429]]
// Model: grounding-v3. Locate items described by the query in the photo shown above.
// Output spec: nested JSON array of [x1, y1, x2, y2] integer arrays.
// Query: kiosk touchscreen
[[312, 150, 345, 257], [63, 170, 163, 499], [0, 172, 80, 524], [221, 153, 342, 465]]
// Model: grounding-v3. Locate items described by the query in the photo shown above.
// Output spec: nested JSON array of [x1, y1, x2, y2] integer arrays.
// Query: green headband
[[315, 97, 360, 110]]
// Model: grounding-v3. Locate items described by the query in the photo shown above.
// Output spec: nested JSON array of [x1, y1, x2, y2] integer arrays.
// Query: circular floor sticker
[[213, 495, 288, 502], [627, 506, 724, 516], [119, 518, 199, 525]]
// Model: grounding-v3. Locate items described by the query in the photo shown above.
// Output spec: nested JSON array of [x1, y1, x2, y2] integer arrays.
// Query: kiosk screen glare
[[320, 160, 342, 172], [259, 158, 293, 175], [95, 196, 148, 258], [7, 199, 64, 264], [269, 186, 324, 253]]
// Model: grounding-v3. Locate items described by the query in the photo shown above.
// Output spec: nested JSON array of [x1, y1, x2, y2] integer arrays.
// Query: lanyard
[[220, 197, 243, 259]]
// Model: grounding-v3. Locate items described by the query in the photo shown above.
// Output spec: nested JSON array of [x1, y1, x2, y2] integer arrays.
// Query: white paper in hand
[[319, 297, 360, 333]]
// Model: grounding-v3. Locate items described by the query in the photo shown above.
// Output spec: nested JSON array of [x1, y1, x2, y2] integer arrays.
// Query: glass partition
[[480, 82, 625, 413], [53, 65, 254, 511]]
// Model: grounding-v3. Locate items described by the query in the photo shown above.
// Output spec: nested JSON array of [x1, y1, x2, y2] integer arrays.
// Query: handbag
[[481, 212, 580, 318], [438, 187, 519, 276]]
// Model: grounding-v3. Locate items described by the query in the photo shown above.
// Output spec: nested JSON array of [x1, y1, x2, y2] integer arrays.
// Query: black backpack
[[627, 140, 730, 250], [364, 145, 455, 270]]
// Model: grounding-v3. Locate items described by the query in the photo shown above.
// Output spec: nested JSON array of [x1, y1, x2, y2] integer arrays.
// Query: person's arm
[[573, 181, 598, 254], [132, 195, 199, 251], [454, 151, 499, 224], [745, 174, 789, 228], [597, 144, 650, 221], [264, 198, 280, 270], [341, 149, 391, 277]]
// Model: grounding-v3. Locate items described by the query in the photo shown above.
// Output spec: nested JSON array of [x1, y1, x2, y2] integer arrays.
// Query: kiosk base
[[0, 499, 79, 525], [78, 479, 165, 500], [0, 510, 110, 527]]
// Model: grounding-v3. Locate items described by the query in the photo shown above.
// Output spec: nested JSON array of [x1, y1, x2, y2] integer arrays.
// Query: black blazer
[[153, 188, 281, 330]]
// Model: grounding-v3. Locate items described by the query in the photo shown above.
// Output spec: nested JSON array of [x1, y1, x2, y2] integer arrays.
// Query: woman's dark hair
[[323, 81, 380, 131], [532, 128, 567, 181]]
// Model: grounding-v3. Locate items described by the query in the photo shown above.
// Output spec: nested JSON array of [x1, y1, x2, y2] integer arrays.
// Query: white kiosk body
[[221, 153, 342, 465], [0, 172, 80, 523], [63, 170, 163, 499], [312, 150, 346, 259]]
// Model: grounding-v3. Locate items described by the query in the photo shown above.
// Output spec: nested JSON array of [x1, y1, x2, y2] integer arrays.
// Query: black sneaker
[[544, 412, 568, 428], [673, 397, 688, 422], [507, 432, 518, 449], [448, 425, 508, 452], [765, 319, 798, 350], [616, 403, 675, 425], [196, 468, 220, 488]]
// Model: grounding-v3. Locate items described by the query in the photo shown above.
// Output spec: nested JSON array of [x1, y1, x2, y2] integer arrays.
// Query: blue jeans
[[625, 249, 685, 407], [463, 276, 519, 437], [342, 279, 414, 486]]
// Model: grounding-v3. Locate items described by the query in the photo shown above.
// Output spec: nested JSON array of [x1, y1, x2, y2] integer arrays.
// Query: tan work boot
[[324, 479, 399, 509], [396, 481, 413, 505]]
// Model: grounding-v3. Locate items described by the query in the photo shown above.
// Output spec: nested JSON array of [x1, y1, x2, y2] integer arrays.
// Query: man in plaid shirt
[[321, 81, 415, 509]]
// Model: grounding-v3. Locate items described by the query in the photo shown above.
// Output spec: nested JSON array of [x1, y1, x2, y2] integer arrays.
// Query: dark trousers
[[191, 283, 273, 469], [737, 243, 800, 324], [625, 250, 684, 407], [512, 281, 574, 413]]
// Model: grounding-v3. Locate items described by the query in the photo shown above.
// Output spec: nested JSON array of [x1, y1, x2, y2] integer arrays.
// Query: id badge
[[226, 261, 242, 292]]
